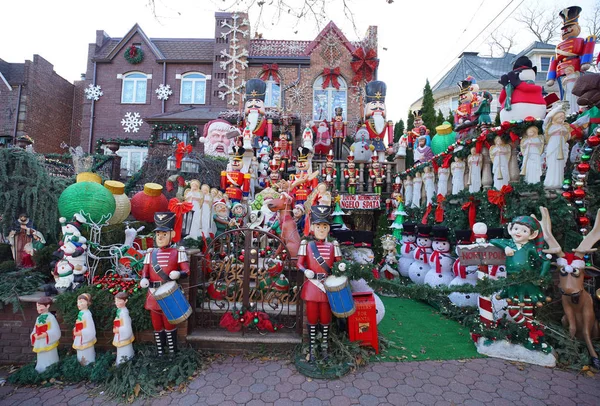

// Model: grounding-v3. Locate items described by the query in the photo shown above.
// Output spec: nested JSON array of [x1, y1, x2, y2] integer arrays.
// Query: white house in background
[[411, 42, 558, 117]]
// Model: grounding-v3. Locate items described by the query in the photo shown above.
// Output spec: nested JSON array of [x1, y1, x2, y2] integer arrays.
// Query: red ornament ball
[[573, 188, 586, 199], [578, 216, 590, 227], [577, 163, 591, 173], [130, 183, 169, 223], [562, 191, 573, 200], [587, 135, 600, 147]]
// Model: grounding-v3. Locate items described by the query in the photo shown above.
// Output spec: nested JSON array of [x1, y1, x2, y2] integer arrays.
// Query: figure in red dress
[[363, 80, 394, 162], [330, 106, 347, 159], [220, 146, 250, 203], [140, 212, 189, 355], [291, 147, 318, 205], [297, 205, 342, 361], [240, 78, 272, 148]]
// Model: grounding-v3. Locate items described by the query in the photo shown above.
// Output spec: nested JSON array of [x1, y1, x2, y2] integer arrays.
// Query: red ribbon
[[403, 241, 416, 254], [475, 134, 490, 154], [429, 250, 444, 273], [422, 203, 432, 225], [487, 185, 514, 224], [509, 131, 519, 143], [168, 198, 193, 243], [414, 247, 429, 264], [128, 47, 137, 58], [461, 197, 477, 230], [351, 48, 378, 85], [435, 194, 445, 223], [322, 67, 341, 89], [260, 63, 279, 83], [453, 260, 467, 279], [175, 142, 193, 169]]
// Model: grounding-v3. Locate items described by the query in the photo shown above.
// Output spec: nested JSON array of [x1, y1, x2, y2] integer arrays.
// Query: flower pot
[[106, 141, 120, 154]]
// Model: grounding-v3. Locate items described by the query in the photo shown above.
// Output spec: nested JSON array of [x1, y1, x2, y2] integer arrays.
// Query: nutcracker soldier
[[140, 212, 190, 355], [330, 106, 347, 159], [221, 146, 251, 203], [455, 80, 475, 131], [240, 78, 272, 147], [265, 158, 282, 188], [321, 150, 337, 190], [279, 131, 293, 167], [344, 151, 359, 194], [297, 205, 342, 361], [272, 142, 286, 173], [364, 80, 394, 162], [547, 6, 596, 114], [291, 147, 318, 205], [369, 155, 385, 194]]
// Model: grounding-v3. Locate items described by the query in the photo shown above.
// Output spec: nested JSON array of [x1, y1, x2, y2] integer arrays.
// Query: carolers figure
[[72, 293, 96, 366], [31, 296, 60, 373], [113, 292, 135, 365], [363, 80, 394, 162], [543, 107, 572, 190], [520, 126, 545, 184], [297, 206, 342, 361], [489, 136, 511, 190]]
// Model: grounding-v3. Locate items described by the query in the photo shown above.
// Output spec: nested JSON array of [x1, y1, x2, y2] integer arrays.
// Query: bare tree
[[486, 31, 516, 57], [583, 0, 600, 38], [514, 2, 561, 44]]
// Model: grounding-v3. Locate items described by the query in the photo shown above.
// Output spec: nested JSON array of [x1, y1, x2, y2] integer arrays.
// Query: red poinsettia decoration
[[526, 322, 544, 344], [351, 48, 378, 85]]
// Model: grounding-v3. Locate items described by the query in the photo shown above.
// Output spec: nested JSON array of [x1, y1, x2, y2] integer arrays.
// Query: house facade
[[75, 12, 378, 175], [0, 55, 75, 153]]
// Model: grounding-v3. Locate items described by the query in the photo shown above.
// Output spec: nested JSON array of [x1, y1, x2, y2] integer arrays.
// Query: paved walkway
[[1, 357, 599, 406]]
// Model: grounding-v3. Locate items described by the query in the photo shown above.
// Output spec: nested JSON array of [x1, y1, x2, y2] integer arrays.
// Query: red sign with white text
[[339, 194, 381, 210]]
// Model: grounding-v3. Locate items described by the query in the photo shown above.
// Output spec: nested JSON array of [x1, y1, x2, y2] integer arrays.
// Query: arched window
[[180, 73, 207, 104], [264, 75, 280, 108], [313, 75, 347, 121], [121, 72, 147, 104]]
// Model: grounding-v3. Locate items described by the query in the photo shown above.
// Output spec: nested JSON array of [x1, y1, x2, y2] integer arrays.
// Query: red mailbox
[[347, 292, 379, 353]]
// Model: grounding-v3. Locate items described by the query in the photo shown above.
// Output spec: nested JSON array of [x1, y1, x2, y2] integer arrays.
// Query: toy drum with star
[[152, 281, 192, 324], [324, 275, 356, 318]]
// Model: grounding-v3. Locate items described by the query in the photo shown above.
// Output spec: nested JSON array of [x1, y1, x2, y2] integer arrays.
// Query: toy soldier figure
[[364, 80, 394, 162], [221, 146, 251, 203], [455, 80, 474, 130], [279, 132, 292, 161], [369, 155, 385, 194], [272, 142, 286, 173], [240, 78, 271, 147], [265, 158, 282, 189], [297, 205, 342, 361], [140, 212, 189, 355], [344, 151, 359, 194], [330, 106, 347, 159], [291, 147, 318, 205], [321, 150, 337, 190]]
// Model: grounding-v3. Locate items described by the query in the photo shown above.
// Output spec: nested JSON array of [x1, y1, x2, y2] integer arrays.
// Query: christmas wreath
[[124, 46, 144, 64]]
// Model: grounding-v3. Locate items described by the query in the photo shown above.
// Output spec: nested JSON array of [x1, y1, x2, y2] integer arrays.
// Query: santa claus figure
[[312, 120, 332, 157], [363, 80, 394, 162], [240, 78, 271, 148], [499, 56, 547, 122]]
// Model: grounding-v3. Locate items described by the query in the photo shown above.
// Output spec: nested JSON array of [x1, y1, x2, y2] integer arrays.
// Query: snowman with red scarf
[[408, 225, 433, 284], [398, 223, 417, 277], [448, 230, 479, 307], [424, 226, 455, 287]]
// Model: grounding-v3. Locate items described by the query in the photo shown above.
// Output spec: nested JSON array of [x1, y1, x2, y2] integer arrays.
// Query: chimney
[[96, 30, 109, 48]]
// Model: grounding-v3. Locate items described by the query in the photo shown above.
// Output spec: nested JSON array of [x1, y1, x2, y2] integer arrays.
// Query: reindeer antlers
[[535, 206, 564, 257], [574, 208, 600, 257]]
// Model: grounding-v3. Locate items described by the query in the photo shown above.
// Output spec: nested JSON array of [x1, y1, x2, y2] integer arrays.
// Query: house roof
[[304, 21, 356, 55], [153, 39, 215, 61], [512, 41, 556, 63], [0, 60, 24, 85], [145, 106, 226, 122], [103, 24, 165, 61], [249, 39, 311, 57]]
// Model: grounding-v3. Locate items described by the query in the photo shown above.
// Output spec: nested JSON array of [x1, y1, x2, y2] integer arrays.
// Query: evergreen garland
[[95, 138, 149, 154], [0, 269, 47, 311], [150, 124, 198, 147]]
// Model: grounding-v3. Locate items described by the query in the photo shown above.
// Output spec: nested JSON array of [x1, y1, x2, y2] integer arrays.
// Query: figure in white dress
[[489, 136, 511, 190], [411, 172, 423, 208], [184, 180, 202, 239], [200, 184, 213, 238], [451, 157, 466, 195], [543, 107, 571, 190], [423, 166, 436, 205], [520, 126, 545, 184], [437, 166, 450, 197], [403, 176, 413, 208], [113, 292, 135, 365], [467, 147, 482, 193], [31, 296, 60, 373], [72, 293, 96, 366]]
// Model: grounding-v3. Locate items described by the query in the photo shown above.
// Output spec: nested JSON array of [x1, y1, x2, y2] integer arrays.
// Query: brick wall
[[0, 83, 19, 139]]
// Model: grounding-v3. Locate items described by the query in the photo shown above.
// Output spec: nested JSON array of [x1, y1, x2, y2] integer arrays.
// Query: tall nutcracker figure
[[240, 78, 272, 147], [344, 151, 359, 194], [364, 80, 394, 162], [291, 147, 318, 205], [272, 142, 286, 173], [455, 80, 475, 131], [369, 155, 385, 194], [297, 205, 342, 361], [140, 212, 190, 355], [221, 146, 251, 203], [279, 132, 292, 172], [330, 106, 347, 159], [547, 6, 596, 114], [321, 150, 337, 190]]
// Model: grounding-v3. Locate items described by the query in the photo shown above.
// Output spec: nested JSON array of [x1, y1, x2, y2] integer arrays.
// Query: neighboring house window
[[116, 146, 148, 177], [160, 131, 189, 144], [540, 56, 551, 72], [264, 75, 281, 108], [180, 73, 206, 104], [121, 72, 147, 104], [313, 75, 347, 121], [451, 97, 459, 111]]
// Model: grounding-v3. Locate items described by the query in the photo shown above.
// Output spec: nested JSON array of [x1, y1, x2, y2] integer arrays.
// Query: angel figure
[[520, 126, 545, 184], [467, 147, 482, 193], [489, 136, 510, 190], [450, 156, 466, 195], [543, 107, 572, 190]]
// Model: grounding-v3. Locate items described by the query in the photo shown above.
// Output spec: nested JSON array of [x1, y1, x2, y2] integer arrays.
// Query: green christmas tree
[[421, 79, 437, 131], [331, 200, 347, 229], [390, 200, 407, 240], [436, 109, 445, 127], [446, 109, 454, 126], [407, 110, 415, 131], [394, 119, 405, 143]]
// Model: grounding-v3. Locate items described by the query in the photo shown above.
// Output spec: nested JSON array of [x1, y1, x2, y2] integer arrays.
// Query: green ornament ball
[[58, 181, 116, 224], [253, 317, 259, 324]]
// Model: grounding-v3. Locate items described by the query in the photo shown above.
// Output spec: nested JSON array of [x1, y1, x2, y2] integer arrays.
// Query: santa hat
[[213, 198, 227, 209]]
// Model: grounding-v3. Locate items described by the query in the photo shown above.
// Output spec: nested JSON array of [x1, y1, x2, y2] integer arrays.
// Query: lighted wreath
[[124, 46, 144, 64]]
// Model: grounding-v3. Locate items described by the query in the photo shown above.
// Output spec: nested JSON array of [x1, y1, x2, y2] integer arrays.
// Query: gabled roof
[[512, 41, 556, 63], [96, 24, 165, 62], [153, 39, 215, 61], [304, 21, 356, 55], [0, 60, 24, 85], [249, 39, 311, 57]]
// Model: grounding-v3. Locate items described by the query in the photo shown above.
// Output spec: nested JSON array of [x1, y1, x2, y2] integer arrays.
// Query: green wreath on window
[[124, 46, 144, 64]]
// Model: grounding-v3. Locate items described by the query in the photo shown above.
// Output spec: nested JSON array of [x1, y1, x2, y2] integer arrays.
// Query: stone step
[[186, 329, 301, 353]]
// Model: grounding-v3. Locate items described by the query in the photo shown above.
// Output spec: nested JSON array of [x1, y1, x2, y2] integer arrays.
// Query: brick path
[[1, 357, 599, 406]]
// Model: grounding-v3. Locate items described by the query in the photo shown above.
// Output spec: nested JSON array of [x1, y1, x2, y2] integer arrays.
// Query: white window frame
[[312, 75, 347, 121], [180, 72, 207, 105], [160, 131, 189, 144], [540, 56, 551, 72], [121, 72, 148, 104], [264, 75, 281, 108], [112, 146, 148, 177]]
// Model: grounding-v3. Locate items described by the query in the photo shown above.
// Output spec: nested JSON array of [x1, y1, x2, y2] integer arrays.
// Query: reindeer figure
[[538, 206, 600, 369]]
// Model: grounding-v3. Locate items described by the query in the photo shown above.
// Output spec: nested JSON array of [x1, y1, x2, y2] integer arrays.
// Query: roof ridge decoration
[[304, 21, 356, 56], [103, 23, 165, 61]]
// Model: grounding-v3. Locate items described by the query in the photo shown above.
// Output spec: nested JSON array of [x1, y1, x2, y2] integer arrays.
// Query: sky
[[1, 0, 596, 122]]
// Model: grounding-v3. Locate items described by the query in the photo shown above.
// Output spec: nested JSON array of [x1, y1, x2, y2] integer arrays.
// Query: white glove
[[140, 278, 150, 288], [59, 217, 66, 224], [169, 271, 181, 280], [338, 263, 346, 272], [304, 270, 315, 279]]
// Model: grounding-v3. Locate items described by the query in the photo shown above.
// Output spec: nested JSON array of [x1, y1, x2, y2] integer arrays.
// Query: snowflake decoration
[[321, 32, 342, 67], [218, 14, 250, 106], [84, 84, 103, 101], [155, 84, 173, 101], [287, 83, 309, 111], [121, 112, 143, 133]]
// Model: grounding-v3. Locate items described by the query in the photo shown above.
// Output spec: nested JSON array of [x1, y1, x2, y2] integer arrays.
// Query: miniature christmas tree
[[390, 199, 407, 240], [331, 199, 347, 230]]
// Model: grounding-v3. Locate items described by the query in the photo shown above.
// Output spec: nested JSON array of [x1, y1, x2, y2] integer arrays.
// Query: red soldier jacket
[[240, 116, 267, 137], [548, 37, 595, 80], [322, 164, 336, 179], [221, 170, 250, 201], [330, 117, 346, 139], [279, 139, 292, 159], [369, 167, 385, 185], [344, 168, 358, 185], [291, 172, 318, 202], [142, 247, 190, 311], [297, 239, 342, 302]]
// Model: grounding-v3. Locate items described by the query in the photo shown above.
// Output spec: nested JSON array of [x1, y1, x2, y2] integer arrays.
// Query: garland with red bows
[[351, 48, 378, 85], [487, 184, 513, 224]]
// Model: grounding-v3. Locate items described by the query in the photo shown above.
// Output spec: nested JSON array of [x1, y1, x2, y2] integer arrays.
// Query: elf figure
[[72, 293, 96, 366], [297, 205, 342, 361], [140, 212, 190, 355], [369, 155, 385, 194], [344, 151, 359, 194], [31, 296, 60, 373], [113, 292, 135, 365]]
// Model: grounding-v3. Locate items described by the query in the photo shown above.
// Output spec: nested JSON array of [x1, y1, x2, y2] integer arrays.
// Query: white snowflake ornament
[[84, 84, 103, 101], [121, 112, 143, 133], [155, 84, 173, 101], [218, 14, 250, 106]]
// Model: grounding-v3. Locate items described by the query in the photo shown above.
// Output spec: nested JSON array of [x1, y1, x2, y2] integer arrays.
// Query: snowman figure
[[424, 226, 455, 287], [408, 225, 432, 284], [350, 126, 374, 163], [257, 136, 271, 158], [56, 215, 88, 289], [448, 230, 479, 307], [398, 223, 417, 277], [53, 259, 75, 291]]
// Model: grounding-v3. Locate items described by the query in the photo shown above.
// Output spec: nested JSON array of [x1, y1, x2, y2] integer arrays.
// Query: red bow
[[168, 198, 193, 243], [260, 63, 279, 83], [322, 67, 341, 89], [175, 142, 193, 169], [422, 203, 432, 224], [475, 133, 490, 153], [351, 48, 378, 85], [435, 194, 445, 223], [509, 131, 519, 143], [462, 197, 477, 230], [128, 47, 138, 58], [487, 185, 513, 224]]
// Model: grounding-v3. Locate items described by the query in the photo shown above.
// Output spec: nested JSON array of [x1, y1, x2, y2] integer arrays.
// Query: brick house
[[76, 12, 378, 175], [0, 55, 75, 153]]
